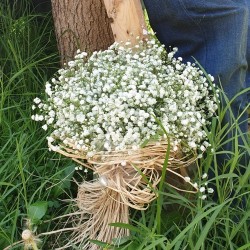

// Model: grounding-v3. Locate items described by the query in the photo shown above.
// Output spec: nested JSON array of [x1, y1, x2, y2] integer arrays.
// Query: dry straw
[[48, 140, 198, 249]]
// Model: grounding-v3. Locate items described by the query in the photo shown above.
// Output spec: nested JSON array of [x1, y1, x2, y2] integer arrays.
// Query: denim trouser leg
[[246, 0, 250, 101], [144, 0, 249, 166]]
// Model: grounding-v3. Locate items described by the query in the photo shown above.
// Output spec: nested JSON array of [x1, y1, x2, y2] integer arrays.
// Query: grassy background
[[0, 0, 249, 249]]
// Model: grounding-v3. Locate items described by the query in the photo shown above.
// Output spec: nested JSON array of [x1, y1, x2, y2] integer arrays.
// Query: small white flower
[[32, 37, 217, 156], [207, 188, 214, 194], [121, 160, 126, 167], [142, 29, 148, 35], [175, 64, 182, 70], [188, 141, 197, 148], [38, 115, 44, 121], [68, 61, 75, 67], [202, 173, 208, 179], [200, 195, 207, 200], [208, 74, 214, 82], [42, 124, 48, 131], [199, 186, 206, 193], [46, 136, 54, 143], [184, 176, 191, 182], [181, 119, 188, 125], [33, 97, 41, 104], [193, 182, 198, 189]]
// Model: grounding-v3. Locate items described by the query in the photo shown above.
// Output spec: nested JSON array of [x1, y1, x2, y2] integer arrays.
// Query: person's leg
[[144, 0, 249, 203], [246, 1, 250, 102], [143, 0, 248, 98]]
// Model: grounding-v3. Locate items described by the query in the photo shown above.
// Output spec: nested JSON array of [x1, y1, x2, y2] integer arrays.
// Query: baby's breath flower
[[33, 97, 41, 104], [42, 124, 48, 131], [121, 160, 127, 167], [46, 136, 54, 143], [207, 188, 214, 193], [32, 38, 218, 156], [202, 173, 208, 179], [184, 176, 191, 182], [200, 194, 207, 200]]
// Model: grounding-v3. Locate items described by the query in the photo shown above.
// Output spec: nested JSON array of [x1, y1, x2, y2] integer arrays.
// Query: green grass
[[0, 1, 249, 249], [0, 1, 76, 249]]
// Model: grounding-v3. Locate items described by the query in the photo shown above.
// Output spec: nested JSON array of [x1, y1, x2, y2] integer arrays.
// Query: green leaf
[[141, 237, 168, 250], [127, 242, 141, 250], [111, 236, 131, 246], [28, 201, 48, 223], [238, 243, 250, 250], [109, 222, 143, 234], [169, 203, 225, 248], [89, 239, 112, 248], [51, 164, 75, 197], [194, 206, 222, 250]]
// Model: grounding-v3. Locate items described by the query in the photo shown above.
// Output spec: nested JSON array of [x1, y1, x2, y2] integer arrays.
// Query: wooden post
[[103, 0, 147, 45]]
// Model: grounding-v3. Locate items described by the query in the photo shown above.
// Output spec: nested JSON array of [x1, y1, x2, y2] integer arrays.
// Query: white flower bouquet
[[32, 39, 217, 155], [32, 38, 218, 249]]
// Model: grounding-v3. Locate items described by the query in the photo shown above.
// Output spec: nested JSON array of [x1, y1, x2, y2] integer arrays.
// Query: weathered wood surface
[[103, 0, 147, 45]]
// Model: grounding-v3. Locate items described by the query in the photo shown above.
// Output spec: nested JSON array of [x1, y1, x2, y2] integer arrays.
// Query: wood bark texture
[[51, 0, 114, 64], [103, 0, 147, 45]]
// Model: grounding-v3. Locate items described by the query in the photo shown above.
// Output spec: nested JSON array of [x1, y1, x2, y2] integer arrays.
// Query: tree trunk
[[51, 0, 114, 64]]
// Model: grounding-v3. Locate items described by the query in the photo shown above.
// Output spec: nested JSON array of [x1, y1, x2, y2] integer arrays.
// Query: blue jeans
[[144, 0, 249, 166]]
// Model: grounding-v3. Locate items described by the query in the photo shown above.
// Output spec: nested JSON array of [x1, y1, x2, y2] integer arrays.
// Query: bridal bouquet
[[32, 37, 218, 249]]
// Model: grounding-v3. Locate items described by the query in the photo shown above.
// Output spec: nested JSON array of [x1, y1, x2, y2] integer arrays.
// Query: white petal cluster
[[198, 172, 214, 200], [32, 38, 218, 155]]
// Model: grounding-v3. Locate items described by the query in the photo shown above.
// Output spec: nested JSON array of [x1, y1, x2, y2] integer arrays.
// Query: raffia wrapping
[[49, 141, 197, 250]]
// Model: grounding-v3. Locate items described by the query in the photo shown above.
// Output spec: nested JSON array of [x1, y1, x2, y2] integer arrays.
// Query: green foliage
[[1, 1, 249, 250], [27, 201, 48, 224], [0, 0, 73, 248]]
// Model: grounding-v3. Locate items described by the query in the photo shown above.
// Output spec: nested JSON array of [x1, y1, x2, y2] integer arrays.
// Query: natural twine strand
[[46, 141, 198, 249]]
